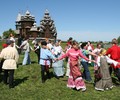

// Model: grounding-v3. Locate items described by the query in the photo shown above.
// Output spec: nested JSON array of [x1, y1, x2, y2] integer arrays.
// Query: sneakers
[[81, 88, 86, 92]]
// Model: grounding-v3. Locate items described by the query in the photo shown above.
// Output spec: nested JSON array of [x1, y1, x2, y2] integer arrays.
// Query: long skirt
[[67, 61, 86, 90], [53, 59, 64, 77], [67, 75, 86, 90], [66, 59, 82, 77], [95, 57, 113, 90]]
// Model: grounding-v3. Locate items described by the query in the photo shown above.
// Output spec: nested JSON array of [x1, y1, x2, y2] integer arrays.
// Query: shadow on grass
[[14, 76, 29, 87], [0, 73, 3, 83], [31, 61, 37, 64], [49, 72, 55, 78], [17, 63, 22, 68], [17, 61, 37, 67], [45, 72, 54, 80]]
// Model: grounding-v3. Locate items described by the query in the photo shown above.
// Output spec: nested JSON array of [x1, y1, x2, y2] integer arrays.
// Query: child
[[95, 49, 120, 91], [57, 41, 95, 91], [52, 40, 64, 79], [39, 41, 56, 83], [33, 41, 41, 64], [80, 42, 97, 82]]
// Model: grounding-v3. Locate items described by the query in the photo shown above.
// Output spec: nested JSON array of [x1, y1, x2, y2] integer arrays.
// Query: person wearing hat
[[0, 40, 19, 88], [39, 41, 56, 83], [95, 48, 120, 91]]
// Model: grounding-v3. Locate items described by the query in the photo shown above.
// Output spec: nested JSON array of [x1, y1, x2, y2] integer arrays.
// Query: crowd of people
[[0, 34, 120, 92]]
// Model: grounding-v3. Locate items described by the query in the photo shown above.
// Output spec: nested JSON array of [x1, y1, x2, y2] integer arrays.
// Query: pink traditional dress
[[58, 48, 89, 90]]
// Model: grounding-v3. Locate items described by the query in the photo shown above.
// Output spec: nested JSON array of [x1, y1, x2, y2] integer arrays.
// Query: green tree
[[117, 36, 120, 44], [2, 28, 16, 39]]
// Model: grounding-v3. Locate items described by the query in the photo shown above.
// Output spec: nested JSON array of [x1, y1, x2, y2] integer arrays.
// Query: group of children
[[1, 35, 120, 92], [39, 38, 120, 92]]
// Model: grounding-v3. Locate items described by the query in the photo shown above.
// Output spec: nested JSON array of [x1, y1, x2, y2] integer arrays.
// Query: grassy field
[[0, 41, 120, 100]]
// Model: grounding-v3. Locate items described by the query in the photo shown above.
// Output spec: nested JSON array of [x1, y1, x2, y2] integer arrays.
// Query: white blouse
[[97, 56, 118, 67]]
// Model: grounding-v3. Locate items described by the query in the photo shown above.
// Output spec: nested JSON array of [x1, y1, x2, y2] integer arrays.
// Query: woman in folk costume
[[95, 49, 120, 91], [93, 42, 102, 71], [52, 40, 64, 79], [57, 41, 95, 91], [93, 42, 102, 55]]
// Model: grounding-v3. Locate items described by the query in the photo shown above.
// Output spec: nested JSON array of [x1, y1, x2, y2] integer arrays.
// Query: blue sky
[[0, 0, 120, 42]]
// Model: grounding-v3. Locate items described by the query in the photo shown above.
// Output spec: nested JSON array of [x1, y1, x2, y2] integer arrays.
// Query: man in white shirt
[[20, 37, 32, 65], [0, 40, 19, 88]]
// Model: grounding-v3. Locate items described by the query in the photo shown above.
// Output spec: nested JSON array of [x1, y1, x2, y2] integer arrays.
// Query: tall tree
[[2, 29, 16, 39]]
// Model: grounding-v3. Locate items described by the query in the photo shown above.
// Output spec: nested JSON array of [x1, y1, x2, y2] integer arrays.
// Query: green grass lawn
[[0, 42, 120, 100]]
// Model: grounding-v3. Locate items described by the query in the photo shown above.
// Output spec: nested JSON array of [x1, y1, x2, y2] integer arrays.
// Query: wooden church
[[15, 9, 57, 40]]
